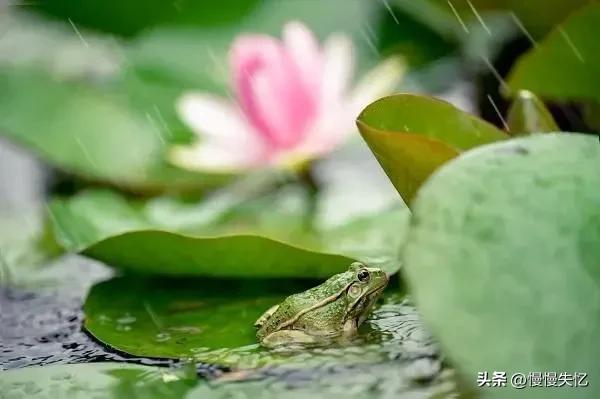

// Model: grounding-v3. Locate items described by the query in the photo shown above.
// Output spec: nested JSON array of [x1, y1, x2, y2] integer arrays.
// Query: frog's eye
[[357, 269, 370, 282]]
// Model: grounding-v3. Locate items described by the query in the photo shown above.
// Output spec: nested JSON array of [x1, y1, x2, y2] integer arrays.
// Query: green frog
[[255, 262, 389, 347]]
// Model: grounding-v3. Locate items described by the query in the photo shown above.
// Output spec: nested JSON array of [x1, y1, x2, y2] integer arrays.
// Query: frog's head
[[342, 262, 389, 327]]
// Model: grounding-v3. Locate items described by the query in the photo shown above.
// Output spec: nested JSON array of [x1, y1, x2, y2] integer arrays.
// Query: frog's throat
[[272, 281, 355, 332]]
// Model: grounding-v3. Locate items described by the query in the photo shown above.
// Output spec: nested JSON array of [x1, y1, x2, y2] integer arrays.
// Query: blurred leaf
[[125, 0, 378, 87], [0, 351, 452, 398], [31, 0, 260, 37], [84, 278, 432, 367], [0, 207, 64, 287], [403, 133, 600, 398], [0, 68, 228, 193], [583, 102, 600, 132], [0, 363, 198, 398], [0, 10, 122, 80], [507, 3, 600, 103], [431, 0, 591, 38], [506, 90, 558, 135], [47, 185, 408, 277], [377, 1, 457, 67], [357, 94, 507, 205]]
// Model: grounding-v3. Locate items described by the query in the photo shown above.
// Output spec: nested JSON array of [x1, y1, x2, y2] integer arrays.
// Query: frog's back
[[257, 272, 351, 338], [257, 292, 309, 337]]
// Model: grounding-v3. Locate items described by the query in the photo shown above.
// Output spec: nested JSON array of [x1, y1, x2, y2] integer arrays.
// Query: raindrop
[[67, 18, 89, 48], [155, 332, 171, 342], [116, 314, 136, 324], [115, 324, 132, 332], [446, 0, 470, 34]]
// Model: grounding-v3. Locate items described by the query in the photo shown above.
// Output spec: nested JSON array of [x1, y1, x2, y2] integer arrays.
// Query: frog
[[255, 262, 389, 347]]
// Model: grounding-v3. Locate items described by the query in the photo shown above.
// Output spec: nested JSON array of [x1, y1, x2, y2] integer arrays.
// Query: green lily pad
[[0, 68, 228, 193], [84, 275, 436, 368], [0, 362, 198, 399], [507, 3, 600, 103], [506, 90, 558, 135], [0, 207, 63, 287], [403, 133, 600, 398], [48, 185, 408, 277], [428, 0, 590, 38], [0, 359, 454, 399], [357, 94, 508, 205]]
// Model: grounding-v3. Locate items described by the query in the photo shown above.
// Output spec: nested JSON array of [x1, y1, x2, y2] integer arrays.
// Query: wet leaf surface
[[357, 94, 507, 205], [0, 358, 456, 399], [47, 185, 408, 277], [507, 3, 600, 102], [83, 274, 439, 369], [404, 133, 600, 398], [0, 362, 199, 399]]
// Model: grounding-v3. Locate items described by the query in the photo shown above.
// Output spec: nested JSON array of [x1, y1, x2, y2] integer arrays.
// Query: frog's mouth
[[351, 280, 388, 313], [366, 273, 389, 298], [366, 284, 386, 301]]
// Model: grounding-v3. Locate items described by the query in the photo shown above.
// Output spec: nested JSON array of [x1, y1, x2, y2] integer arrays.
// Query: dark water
[[0, 256, 220, 376], [0, 286, 176, 371]]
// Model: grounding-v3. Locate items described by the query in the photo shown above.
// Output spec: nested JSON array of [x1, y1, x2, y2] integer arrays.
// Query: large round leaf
[[0, 68, 227, 193], [403, 133, 600, 398], [0, 363, 198, 398], [507, 3, 600, 102], [48, 186, 408, 277], [83, 276, 437, 368], [0, 359, 454, 398], [357, 94, 507, 205]]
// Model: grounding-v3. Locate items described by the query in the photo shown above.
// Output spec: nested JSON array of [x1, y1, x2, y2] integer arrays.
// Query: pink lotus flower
[[171, 21, 405, 171]]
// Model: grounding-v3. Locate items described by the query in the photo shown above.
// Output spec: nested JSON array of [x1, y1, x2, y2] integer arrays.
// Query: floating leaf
[[506, 90, 558, 135], [0, 358, 454, 398], [0, 207, 62, 286], [357, 94, 507, 205], [0, 363, 198, 398], [403, 133, 600, 398], [84, 276, 436, 368], [48, 185, 408, 277], [0, 68, 228, 193], [507, 3, 600, 103]]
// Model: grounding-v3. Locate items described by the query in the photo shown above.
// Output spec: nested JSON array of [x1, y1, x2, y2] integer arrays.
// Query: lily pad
[[507, 3, 600, 103], [403, 133, 600, 398], [357, 94, 507, 205], [84, 275, 437, 368], [0, 359, 454, 399], [0, 362, 198, 399], [506, 90, 558, 135], [48, 185, 408, 277], [0, 68, 227, 193]]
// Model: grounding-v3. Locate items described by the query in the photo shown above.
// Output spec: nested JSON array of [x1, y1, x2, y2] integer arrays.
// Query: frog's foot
[[342, 318, 358, 337], [260, 330, 320, 348], [254, 304, 279, 329]]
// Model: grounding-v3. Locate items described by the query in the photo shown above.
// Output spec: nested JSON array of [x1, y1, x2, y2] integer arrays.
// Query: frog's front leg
[[342, 318, 358, 337]]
